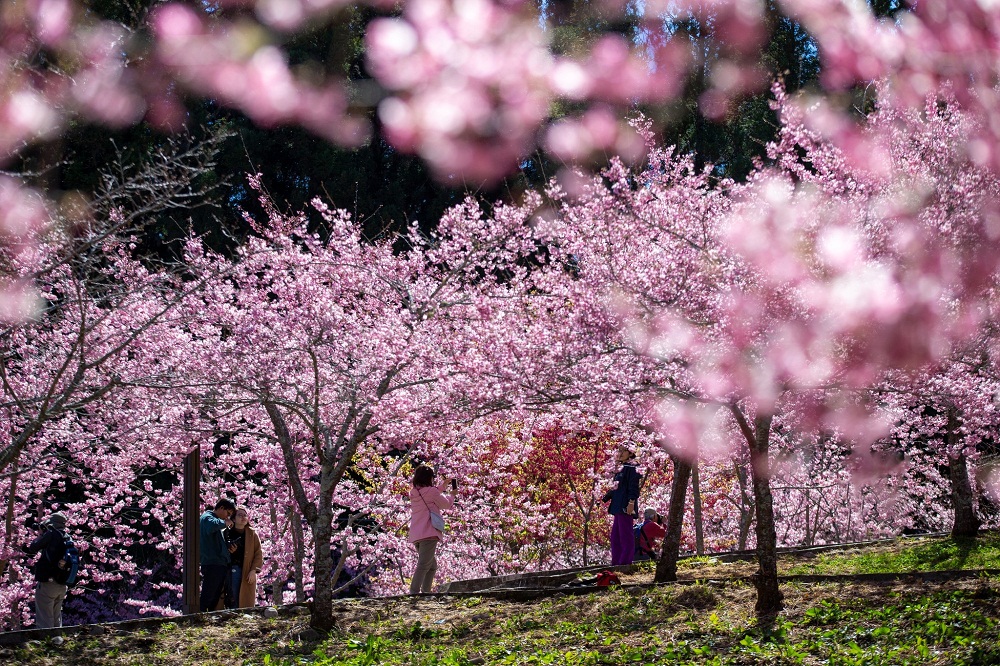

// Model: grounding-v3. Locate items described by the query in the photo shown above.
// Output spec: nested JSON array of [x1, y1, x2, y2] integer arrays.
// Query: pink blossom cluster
[[2, 0, 1000, 181], [0, 178, 49, 321], [365, 0, 554, 181]]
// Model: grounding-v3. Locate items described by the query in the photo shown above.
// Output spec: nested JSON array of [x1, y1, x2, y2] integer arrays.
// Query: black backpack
[[47, 533, 81, 588]]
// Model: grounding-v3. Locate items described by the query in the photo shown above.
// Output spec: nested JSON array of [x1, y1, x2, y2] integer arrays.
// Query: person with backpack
[[602, 445, 641, 565], [25, 511, 76, 632], [634, 509, 666, 561]]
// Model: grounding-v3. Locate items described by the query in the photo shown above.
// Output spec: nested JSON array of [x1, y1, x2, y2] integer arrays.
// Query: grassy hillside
[[6, 534, 1000, 666]]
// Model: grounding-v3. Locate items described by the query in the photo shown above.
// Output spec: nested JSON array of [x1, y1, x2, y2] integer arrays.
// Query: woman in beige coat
[[217, 508, 264, 609]]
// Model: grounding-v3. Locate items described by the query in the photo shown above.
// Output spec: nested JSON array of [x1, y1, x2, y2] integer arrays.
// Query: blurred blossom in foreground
[[152, 4, 368, 146], [544, 107, 645, 164], [0, 178, 48, 321], [366, 0, 554, 183]]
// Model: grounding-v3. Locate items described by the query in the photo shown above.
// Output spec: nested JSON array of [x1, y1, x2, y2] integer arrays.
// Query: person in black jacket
[[605, 446, 641, 565], [25, 511, 70, 631]]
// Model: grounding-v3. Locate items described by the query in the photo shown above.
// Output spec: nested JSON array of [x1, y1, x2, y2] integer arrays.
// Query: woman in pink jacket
[[408, 465, 455, 594]]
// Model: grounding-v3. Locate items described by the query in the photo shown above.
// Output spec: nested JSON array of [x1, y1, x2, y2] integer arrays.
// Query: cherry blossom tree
[[0, 233, 216, 627], [875, 338, 1000, 539], [491, 74, 1000, 614], [7, 0, 1000, 630], [0, 132, 229, 627], [175, 177, 565, 629]]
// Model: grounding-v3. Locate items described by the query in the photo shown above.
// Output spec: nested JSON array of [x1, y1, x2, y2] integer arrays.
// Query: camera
[[451, 479, 458, 490]]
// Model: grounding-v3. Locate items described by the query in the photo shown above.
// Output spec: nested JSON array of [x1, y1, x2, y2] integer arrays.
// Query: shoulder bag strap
[[417, 488, 438, 515]]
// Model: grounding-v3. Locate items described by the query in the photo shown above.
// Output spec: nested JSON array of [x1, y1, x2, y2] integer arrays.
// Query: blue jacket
[[200, 510, 231, 566], [608, 463, 641, 516]]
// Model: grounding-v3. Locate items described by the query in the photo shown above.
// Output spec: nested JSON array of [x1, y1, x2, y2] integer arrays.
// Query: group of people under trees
[[22, 445, 665, 631], [604, 446, 667, 566], [405, 445, 667, 593], [22, 500, 266, 634], [199, 498, 265, 612]]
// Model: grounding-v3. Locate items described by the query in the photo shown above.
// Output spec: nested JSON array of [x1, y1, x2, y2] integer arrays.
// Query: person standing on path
[[25, 511, 71, 633], [199, 498, 235, 612], [407, 465, 455, 594], [222, 507, 264, 609], [606, 446, 641, 565]]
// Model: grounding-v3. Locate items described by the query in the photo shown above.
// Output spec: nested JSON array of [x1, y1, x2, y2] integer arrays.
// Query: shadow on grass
[[850, 533, 1000, 574], [910, 535, 988, 570], [953, 536, 978, 569]]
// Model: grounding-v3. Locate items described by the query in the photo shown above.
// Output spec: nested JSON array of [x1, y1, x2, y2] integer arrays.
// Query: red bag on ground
[[596, 570, 621, 587]]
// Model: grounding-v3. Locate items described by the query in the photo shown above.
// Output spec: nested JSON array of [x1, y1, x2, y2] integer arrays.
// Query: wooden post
[[182, 445, 201, 614]]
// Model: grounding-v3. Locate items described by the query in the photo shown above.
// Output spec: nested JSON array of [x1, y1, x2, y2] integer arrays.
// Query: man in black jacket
[[25, 512, 70, 632]]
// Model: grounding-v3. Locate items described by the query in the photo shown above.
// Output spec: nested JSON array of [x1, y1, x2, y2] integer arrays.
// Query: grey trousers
[[36, 580, 67, 629], [409, 538, 438, 594]]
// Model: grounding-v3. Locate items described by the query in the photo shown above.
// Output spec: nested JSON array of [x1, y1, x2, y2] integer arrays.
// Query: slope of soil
[[5, 534, 1000, 665]]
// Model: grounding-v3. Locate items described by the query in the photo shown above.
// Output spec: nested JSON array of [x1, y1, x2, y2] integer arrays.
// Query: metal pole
[[182, 445, 201, 614]]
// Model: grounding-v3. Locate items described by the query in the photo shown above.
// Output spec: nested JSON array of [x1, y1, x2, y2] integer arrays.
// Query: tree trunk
[[803, 489, 811, 546], [747, 413, 782, 617], [2, 473, 22, 629], [947, 408, 980, 538], [290, 506, 306, 603], [10, 569, 23, 630], [734, 461, 754, 550], [0, 472, 19, 581], [692, 461, 705, 556], [263, 385, 371, 633], [268, 494, 280, 605], [654, 455, 692, 582], [309, 506, 336, 632]]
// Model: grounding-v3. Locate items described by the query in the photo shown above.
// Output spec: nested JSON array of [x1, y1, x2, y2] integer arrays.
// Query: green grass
[[247, 581, 1000, 666], [12, 535, 1000, 665], [14, 580, 1000, 665], [786, 533, 1000, 575]]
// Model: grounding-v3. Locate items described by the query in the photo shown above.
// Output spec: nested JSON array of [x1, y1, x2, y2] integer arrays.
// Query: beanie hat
[[45, 512, 67, 528]]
